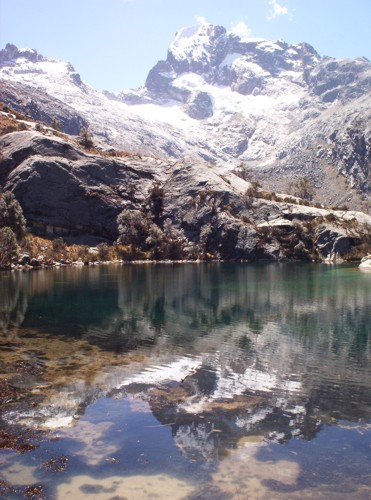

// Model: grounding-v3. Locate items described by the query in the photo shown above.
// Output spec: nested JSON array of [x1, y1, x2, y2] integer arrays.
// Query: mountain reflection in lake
[[0, 263, 370, 499]]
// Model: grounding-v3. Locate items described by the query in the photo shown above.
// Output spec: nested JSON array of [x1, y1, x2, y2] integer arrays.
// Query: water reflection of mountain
[[116, 263, 370, 352], [0, 264, 370, 460], [0, 272, 29, 333], [2, 264, 369, 350]]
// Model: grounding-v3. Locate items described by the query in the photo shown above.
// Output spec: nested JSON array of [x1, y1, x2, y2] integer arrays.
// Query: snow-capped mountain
[[0, 23, 370, 208], [0, 44, 199, 159], [116, 24, 326, 162], [117, 24, 370, 208]]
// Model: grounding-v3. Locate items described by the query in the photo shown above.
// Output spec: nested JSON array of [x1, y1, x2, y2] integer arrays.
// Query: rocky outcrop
[[304, 56, 371, 103], [0, 131, 159, 241], [359, 255, 371, 270], [145, 60, 175, 94], [0, 43, 44, 64], [183, 91, 213, 119], [1, 129, 370, 258], [0, 80, 88, 135], [314, 225, 353, 261], [255, 92, 370, 210]]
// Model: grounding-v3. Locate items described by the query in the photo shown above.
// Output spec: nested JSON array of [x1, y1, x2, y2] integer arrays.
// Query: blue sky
[[0, 0, 370, 91]]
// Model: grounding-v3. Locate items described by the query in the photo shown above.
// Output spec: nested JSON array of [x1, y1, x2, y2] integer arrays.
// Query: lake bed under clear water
[[0, 263, 370, 499]]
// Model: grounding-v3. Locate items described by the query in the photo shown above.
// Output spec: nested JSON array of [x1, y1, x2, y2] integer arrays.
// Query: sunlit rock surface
[[1, 130, 370, 258], [359, 255, 371, 269]]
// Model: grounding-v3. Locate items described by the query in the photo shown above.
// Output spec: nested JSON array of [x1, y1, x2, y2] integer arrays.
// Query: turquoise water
[[0, 263, 370, 499]]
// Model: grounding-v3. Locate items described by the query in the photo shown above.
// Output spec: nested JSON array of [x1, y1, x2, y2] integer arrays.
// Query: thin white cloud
[[230, 21, 251, 39], [195, 16, 209, 25], [267, 0, 294, 21]]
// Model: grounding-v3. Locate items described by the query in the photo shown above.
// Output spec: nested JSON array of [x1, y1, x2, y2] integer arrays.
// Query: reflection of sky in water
[[0, 263, 370, 498]]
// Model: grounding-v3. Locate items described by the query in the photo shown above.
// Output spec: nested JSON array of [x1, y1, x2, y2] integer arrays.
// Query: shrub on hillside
[[161, 218, 189, 259], [78, 127, 94, 148], [97, 242, 110, 261], [117, 209, 150, 247], [146, 181, 165, 225], [116, 207, 194, 260], [0, 191, 26, 240], [0, 227, 18, 269], [289, 176, 315, 202], [50, 237, 67, 261]]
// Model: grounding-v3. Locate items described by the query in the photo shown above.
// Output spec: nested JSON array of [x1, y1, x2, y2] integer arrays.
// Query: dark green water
[[0, 263, 370, 499]]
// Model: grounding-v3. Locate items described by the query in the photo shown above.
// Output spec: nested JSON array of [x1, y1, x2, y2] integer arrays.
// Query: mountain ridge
[[0, 23, 370, 212]]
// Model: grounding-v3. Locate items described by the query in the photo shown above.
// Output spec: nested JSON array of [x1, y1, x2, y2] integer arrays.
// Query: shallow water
[[0, 263, 370, 499]]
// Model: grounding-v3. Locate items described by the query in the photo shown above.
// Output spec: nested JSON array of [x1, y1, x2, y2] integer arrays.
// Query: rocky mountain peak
[[165, 24, 321, 76], [0, 43, 82, 89], [143, 22, 324, 103], [0, 43, 44, 64], [167, 23, 229, 72]]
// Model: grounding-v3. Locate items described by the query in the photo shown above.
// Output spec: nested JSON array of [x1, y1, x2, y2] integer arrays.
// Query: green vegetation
[[116, 210, 191, 261], [0, 191, 27, 240], [289, 176, 315, 202], [0, 227, 18, 269], [116, 180, 196, 260], [0, 191, 26, 269], [78, 127, 94, 148]]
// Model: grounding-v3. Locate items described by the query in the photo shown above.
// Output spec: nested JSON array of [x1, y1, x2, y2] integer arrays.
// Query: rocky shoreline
[[359, 254, 371, 270], [6, 255, 368, 273]]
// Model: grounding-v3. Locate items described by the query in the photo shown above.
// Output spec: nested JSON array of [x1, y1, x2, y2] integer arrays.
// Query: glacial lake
[[0, 262, 370, 499]]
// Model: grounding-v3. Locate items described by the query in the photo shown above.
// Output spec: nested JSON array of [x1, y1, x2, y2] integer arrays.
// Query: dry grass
[[19, 235, 153, 264], [0, 113, 30, 136]]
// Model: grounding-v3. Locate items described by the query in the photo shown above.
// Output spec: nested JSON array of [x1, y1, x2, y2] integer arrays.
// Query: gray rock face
[[0, 131, 159, 241], [0, 43, 44, 64], [256, 92, 370, 210], [0, 80, 88, 135], [315, 225, 353, 259], [183, 91, 213, 119], [145, 60, 175, 94], [305, 57, 371, 102], [1, 130, 370, 260]]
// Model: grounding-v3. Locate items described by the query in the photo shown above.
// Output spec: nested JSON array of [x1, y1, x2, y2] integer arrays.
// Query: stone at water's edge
[[359, 255, 371, 270]]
